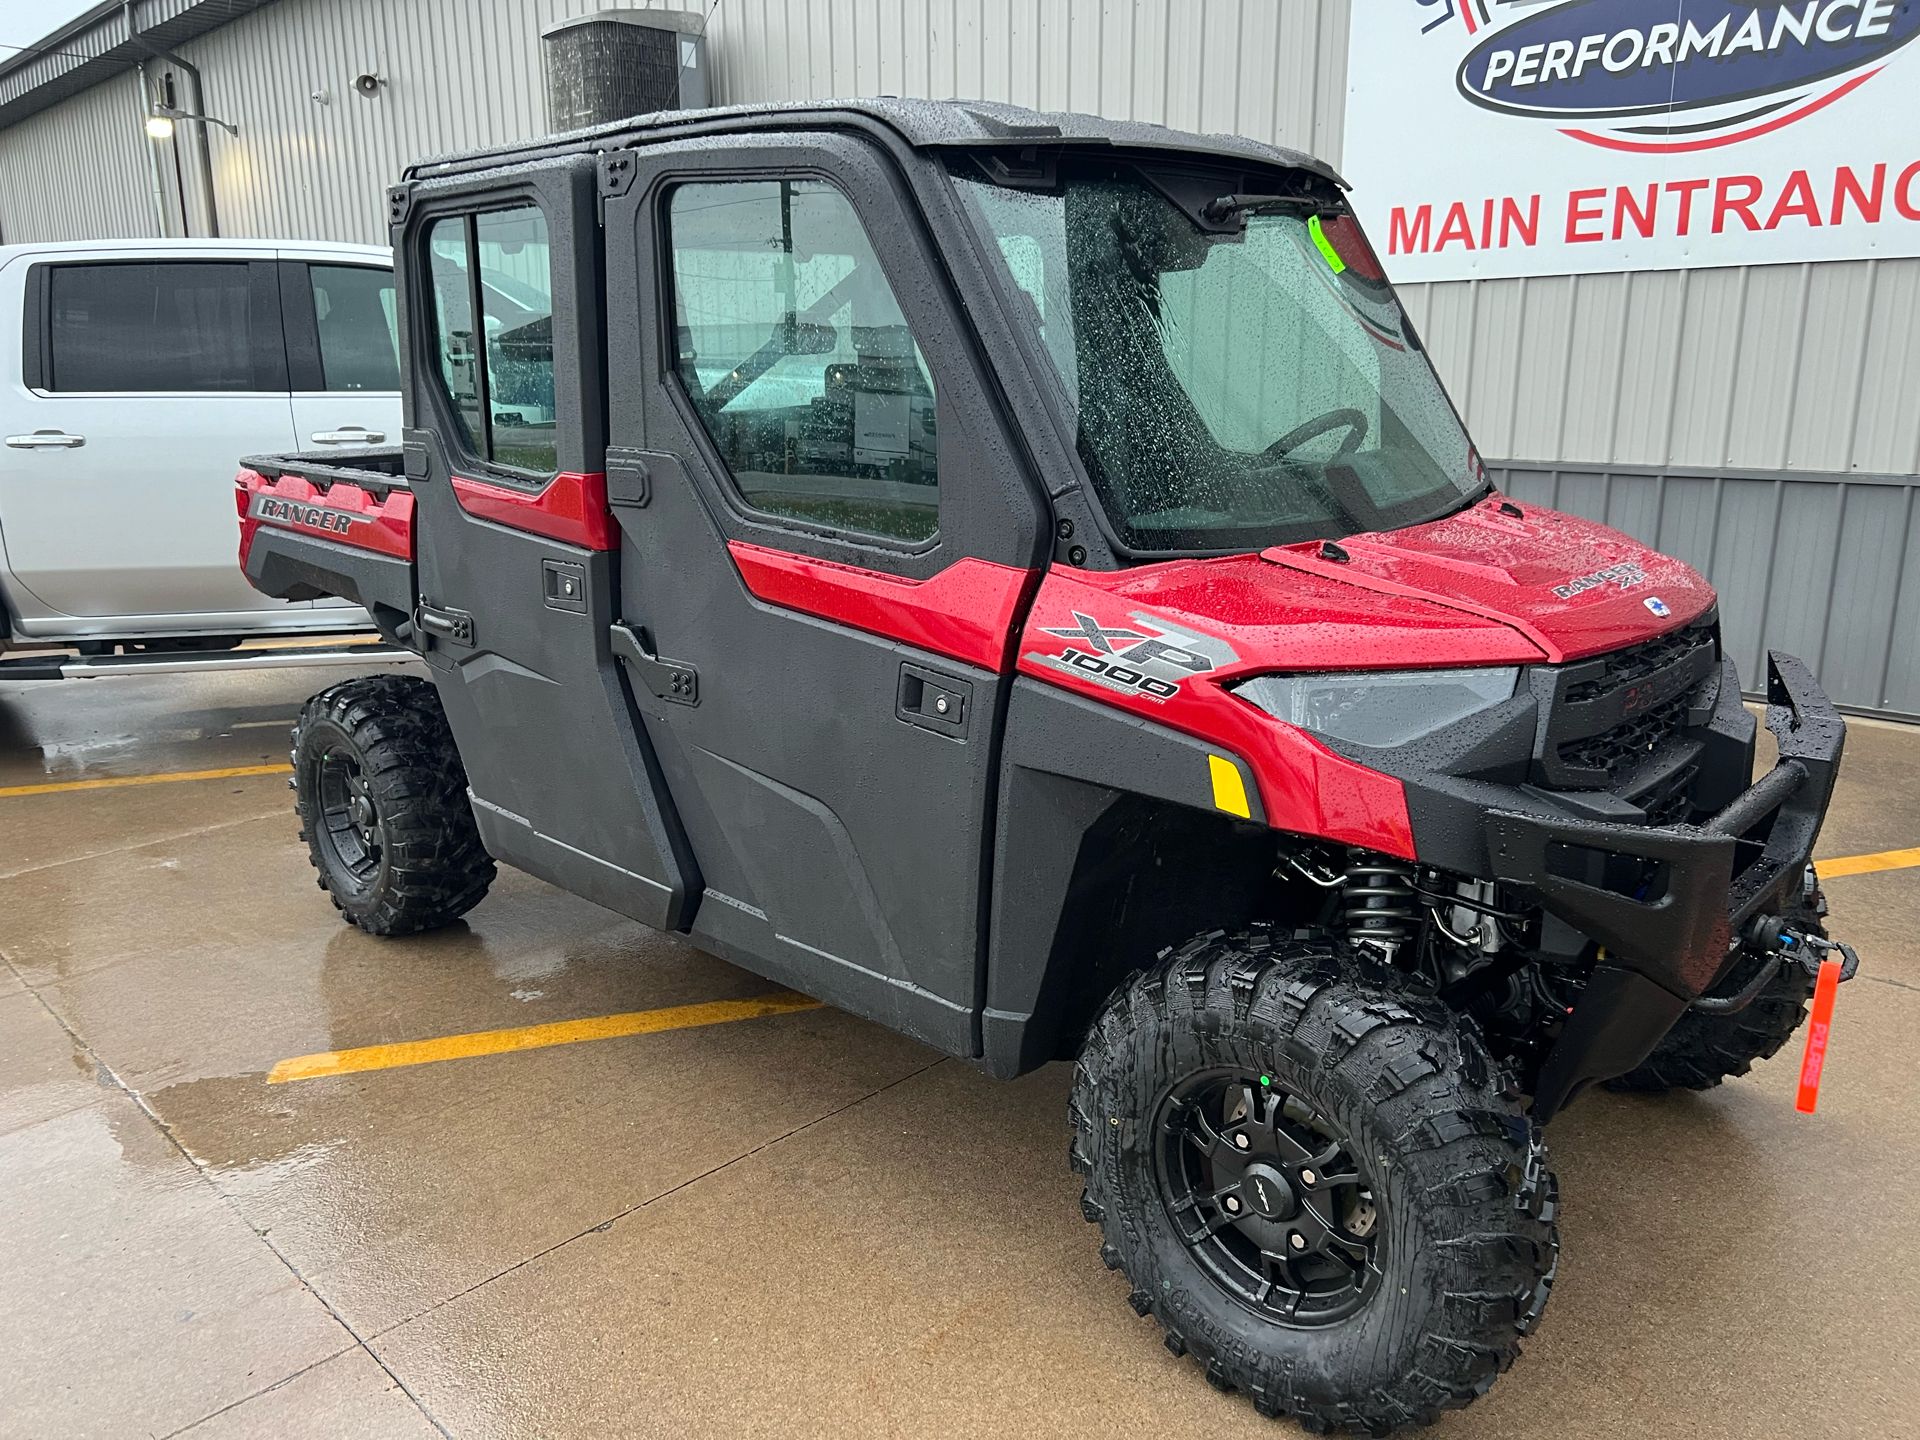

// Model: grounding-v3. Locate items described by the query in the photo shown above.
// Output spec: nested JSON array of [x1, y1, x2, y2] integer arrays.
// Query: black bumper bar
[[1485, 651, 1845, 1120]]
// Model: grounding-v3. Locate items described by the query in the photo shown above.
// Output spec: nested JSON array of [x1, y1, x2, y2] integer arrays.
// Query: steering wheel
[[1260, 407, 1370, 464]]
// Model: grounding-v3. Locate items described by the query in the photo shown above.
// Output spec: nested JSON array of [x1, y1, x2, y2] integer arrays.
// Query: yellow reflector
[[1209, 754, 1251, 819]]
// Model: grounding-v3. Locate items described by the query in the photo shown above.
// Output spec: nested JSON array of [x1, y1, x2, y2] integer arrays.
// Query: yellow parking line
[[268, 991, 823, 1083], [1820, 846, 1920, 879], [0, 762, 292, 798]]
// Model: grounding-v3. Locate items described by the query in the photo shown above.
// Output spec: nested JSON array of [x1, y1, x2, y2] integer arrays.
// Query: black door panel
[[604, 135, 1047, 1054], [399, 157, 696, 931]]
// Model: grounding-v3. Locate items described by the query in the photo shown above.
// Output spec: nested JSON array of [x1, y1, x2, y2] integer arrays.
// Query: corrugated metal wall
[[0, 71, 161, 242], [1, 0, 1915, 713]]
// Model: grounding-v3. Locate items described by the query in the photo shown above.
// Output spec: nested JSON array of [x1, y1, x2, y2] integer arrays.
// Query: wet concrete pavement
[[3, 667, 1918, 1439]]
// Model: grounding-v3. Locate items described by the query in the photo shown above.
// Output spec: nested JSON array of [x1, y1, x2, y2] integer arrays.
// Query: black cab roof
[[402, 96, 1345, 189]]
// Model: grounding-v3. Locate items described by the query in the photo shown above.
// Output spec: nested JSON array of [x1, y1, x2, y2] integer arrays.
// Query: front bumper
[[1485, 651, 1845, 1119]]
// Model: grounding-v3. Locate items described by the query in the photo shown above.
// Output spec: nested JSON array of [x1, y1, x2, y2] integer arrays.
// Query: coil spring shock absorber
[[1342, 852, 1417, 955]]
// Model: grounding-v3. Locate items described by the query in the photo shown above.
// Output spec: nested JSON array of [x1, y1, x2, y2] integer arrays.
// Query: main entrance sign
[[1344, 0, 1920, 281]]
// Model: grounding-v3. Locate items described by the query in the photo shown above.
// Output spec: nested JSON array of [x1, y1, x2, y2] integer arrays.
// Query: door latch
[[897, 663, 970, 738], [413, 602, 475, 648], [610, 622, 698, 706]]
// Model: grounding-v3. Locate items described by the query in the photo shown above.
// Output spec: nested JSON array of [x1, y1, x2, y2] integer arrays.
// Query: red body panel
[[450, 471, 615, 551], [235, 467, 415, 567], [1017, 566, 1420, 856], [1265, 496, 1717, 663], [727, 541, 1038, 673], [1014, 495, 1719, 856]]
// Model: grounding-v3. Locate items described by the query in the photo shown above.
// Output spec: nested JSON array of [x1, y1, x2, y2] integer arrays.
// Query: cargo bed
[[237, 448, 418, 645]]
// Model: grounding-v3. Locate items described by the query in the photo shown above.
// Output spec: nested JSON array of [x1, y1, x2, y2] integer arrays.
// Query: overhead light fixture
[[146, 102, 239, 139]]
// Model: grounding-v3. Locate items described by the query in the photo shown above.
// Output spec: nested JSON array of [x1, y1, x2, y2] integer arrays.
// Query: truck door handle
[[5, 430, 84, 449], [311, 427, 386, 445]]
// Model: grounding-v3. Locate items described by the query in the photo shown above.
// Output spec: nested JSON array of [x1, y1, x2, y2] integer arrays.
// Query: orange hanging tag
[[1795, 957, 1844, 1114]]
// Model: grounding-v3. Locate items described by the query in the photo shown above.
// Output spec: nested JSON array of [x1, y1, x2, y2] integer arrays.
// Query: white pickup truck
[[0, 239, 404, 678]]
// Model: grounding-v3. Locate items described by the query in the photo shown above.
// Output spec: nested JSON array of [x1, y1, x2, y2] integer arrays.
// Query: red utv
[[236, 101, 1853, 1431]]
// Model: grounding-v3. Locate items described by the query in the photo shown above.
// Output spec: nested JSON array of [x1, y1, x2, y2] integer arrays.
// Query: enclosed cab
[[238, 101, 1852, 1432]]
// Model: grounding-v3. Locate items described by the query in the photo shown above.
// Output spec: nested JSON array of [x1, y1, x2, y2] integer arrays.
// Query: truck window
[[309, 265, 399, 391], [45, 262, 259, 393], [425, 206, 558, 475], [666, 179, 938, 544]]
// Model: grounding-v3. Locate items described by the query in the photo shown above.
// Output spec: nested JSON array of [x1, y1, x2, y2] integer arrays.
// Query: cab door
[[400, 156, 696, 932], [602, 135, 1047, 1053]]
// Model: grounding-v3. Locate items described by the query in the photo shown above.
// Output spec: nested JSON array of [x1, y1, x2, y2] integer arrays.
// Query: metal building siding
[[1399, 257, 1920, 476], [0, 72, 158, 242]]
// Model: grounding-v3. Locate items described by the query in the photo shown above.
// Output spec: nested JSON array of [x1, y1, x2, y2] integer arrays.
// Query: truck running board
[[0, 640, 418, 681]]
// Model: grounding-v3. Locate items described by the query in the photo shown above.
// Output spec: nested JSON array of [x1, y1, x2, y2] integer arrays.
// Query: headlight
[[1233, 667, 1519, 748]]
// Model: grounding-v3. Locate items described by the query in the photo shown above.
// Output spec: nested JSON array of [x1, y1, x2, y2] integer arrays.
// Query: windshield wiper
[[1200, 192, 1317, 225]]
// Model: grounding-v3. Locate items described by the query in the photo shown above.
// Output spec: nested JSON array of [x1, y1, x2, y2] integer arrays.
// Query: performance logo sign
[[1344, 0, 1920, 281]]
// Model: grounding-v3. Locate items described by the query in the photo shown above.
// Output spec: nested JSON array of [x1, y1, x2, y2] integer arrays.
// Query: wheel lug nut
[[1300, 1169, 1316, 1185], [1224, 1195, 1241, 1214], [1289, 1232, 1306, 1251], [1233, 1134, 1250, 1150]]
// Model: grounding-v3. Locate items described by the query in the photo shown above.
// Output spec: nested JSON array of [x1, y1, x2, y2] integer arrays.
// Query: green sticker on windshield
[[1308, 215, 1347, 275]]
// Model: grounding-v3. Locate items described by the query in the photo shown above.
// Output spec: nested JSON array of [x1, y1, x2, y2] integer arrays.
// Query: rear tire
[[1070, 929, 1558, 1433], [1604, 876, 1826, 1094], [291, 674, 494, 935]]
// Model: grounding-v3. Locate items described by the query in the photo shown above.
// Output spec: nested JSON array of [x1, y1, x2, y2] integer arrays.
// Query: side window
[[667, 179, 938, 543], [425, 206, 557, 475], [309, 265, 399, 391], [46, 262, 257, 393]]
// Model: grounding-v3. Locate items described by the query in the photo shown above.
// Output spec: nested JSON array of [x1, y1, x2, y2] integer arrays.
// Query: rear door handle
[[311, 427, 386, 445], [5, 430, 84, 449]]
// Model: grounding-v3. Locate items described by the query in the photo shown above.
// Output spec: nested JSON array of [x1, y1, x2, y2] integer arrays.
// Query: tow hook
[[1750, 915, 1860, 985], [1689, 917, 1859, 1015]]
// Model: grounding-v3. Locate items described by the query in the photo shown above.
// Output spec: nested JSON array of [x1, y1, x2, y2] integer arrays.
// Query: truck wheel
[[1070, 929, 1558, 1432], [1605, 879, 1826, 1094], [291, 674, 494, 936]]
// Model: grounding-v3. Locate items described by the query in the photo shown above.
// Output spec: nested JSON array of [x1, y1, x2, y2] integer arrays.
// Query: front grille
[[1563, 621, 1717, 705], [1532, 610, 1721, 800], [1556, 693, 1692, 782]]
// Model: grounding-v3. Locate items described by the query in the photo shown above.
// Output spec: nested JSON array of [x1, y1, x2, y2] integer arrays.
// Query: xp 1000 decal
[[1026, 610, 1239, 702], [1345, 1, 1920, 282]]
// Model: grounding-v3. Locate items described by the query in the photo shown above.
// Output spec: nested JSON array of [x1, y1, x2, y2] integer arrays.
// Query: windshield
[[950, 159, 1484, 553]]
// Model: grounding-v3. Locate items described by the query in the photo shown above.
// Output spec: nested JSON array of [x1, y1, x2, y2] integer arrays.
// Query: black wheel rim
[[316, 746, 382, 892], [1153, 1069, 1382, 1326]]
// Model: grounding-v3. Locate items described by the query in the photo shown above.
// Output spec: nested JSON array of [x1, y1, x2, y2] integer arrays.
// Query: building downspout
[[134, 59, 170, 237], [125, 2, 220, 237]]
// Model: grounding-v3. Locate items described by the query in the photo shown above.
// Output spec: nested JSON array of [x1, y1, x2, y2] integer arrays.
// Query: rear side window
[[425, 206, 557, 475], [666, 179, 939, 543], [309, 265, 399, 391], [46, 262, 258, 393]]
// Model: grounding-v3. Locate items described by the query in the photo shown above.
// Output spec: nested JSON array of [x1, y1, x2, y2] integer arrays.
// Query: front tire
[[1070, 929, 1558, 1433], [291, 674, 494, 935]]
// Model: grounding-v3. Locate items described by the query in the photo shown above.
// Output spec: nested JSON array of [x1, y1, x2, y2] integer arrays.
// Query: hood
[[1262, 495, 1715, 664], [1033, 495, 1714, 680]]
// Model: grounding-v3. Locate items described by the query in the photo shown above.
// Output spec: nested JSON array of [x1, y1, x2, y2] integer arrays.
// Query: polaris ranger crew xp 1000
[[238, 101, 1856, 1433]]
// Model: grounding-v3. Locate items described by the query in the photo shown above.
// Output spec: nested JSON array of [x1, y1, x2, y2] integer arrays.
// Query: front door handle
[[5, 430, 85, 449], [311, 427, 386, 445]]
